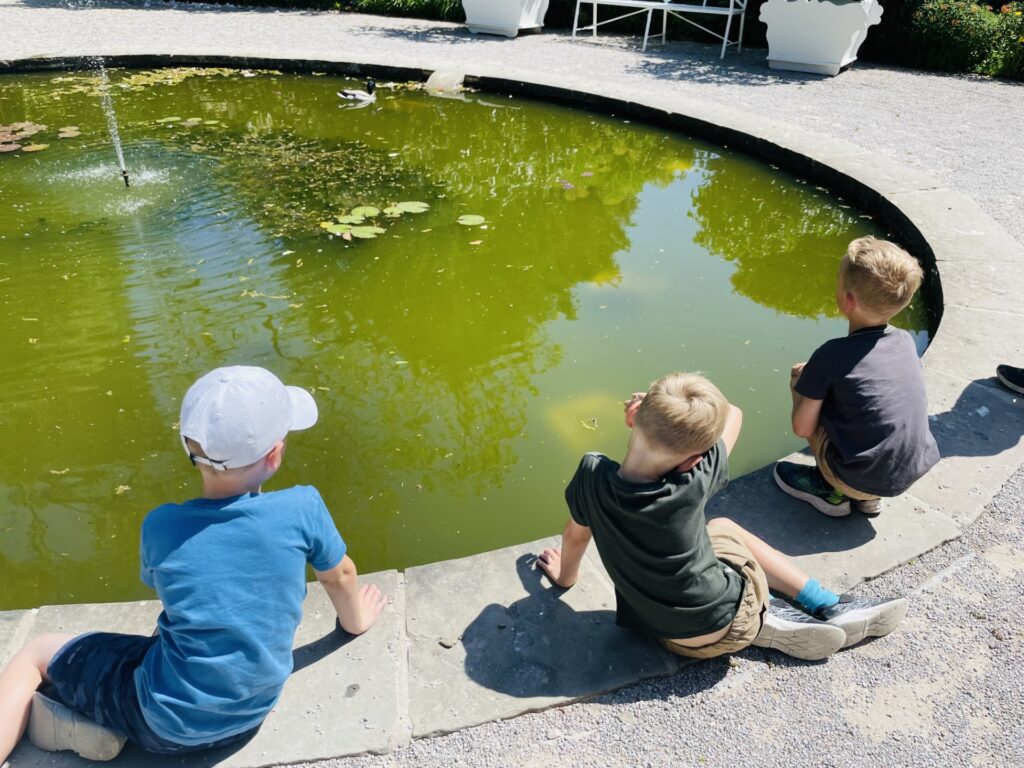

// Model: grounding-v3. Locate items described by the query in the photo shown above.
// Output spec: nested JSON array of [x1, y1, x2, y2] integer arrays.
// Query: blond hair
[[840, 237, 923, 319], [633, 372, 729, 456]]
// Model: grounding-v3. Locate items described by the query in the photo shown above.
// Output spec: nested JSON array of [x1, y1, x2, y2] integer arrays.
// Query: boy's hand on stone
[[341, 584, 388, 635], [537, 547, 577, 588], [623, 392, 646, 428]]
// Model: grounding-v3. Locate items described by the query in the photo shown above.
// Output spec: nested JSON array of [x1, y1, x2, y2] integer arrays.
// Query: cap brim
[[287, 386, 319, 431]]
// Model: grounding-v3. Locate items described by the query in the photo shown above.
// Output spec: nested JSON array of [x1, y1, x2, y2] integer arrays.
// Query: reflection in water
[[0, 70, 931, 608]]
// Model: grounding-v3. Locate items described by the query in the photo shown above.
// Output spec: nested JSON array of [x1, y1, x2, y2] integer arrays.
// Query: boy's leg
[[0, 633, 74, 763], [709, 518, 908, 648]]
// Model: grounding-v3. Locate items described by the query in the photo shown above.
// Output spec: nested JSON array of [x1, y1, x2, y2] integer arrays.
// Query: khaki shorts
[[808, 426, 879, 502], [659, 519, 770, 660]]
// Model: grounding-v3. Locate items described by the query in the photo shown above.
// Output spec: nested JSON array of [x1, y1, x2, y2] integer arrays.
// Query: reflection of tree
[[687, 155, 929, 331]]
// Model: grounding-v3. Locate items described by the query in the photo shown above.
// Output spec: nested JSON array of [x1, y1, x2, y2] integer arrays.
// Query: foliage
[[912, 0, 1003, 72], [995, 2, 1024, 78]]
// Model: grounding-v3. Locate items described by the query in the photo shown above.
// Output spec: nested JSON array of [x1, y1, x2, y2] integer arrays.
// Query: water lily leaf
[[349, 226, 386, 239], [319, 221, 334, 229], [457, 214, 486, 226], [326, 224, 352, 236], [22, 144, 49, 152], [396, 201, 429, 213], [57, 125, 81, 138], [203, 120, 221, 126], [155, 116, 182, 123], [351, 206, 380, 218], [335, 215, 366, 225], [383, 206, 404, 217], [0, 143, 21, 153]]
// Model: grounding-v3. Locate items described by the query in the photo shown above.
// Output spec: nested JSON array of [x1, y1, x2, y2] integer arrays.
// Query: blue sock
[[796, 579, 839, 614]]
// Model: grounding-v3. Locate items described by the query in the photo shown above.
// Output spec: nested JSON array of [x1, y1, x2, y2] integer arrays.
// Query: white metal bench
[[571, 0, 748, 59]]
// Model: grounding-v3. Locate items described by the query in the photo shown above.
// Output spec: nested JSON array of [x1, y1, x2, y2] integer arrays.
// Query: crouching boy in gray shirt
[[776, 236, 939, 518]]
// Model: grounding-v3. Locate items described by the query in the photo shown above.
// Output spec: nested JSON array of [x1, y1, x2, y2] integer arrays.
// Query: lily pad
[[349, 225, 386, 239], [383, 206, 404, 217], [319, 221, 334, 228], [457, 214, 486, 226], [155, 116, 182, 123], [335, 215, 366, 225], [57, 125, 81, 138], [0, 143, 21, 153], [351, 206, 381, 218], [396, 201, 429, 214], [22, 144, 49, 152], [326, 224, 352, 236]]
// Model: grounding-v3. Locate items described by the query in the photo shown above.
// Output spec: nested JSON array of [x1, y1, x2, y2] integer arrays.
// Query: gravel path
[[304, 465, 1024, 768], [2, 4, 1022, 764], [2, 0, 1023, 244]]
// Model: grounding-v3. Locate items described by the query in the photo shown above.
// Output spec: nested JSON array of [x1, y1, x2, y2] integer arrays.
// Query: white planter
[[462, 0, 550, 37], [760, 0, 883, 76]]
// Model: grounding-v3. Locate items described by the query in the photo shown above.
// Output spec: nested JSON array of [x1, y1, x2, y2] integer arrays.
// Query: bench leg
[[738, 8, 746, 53], [720, 11, 733, 58], [593, 1, 598, 37], [642, 8, 652, 51], [572, 0, 581, 40], [661, 9, 667, 44]]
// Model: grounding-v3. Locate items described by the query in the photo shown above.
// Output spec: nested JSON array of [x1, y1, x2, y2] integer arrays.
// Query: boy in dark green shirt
[[539, 372, 907, 660]]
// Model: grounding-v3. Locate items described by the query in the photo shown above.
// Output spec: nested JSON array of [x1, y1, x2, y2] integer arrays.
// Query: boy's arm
[[720, 403, 743, 457], [537, 518, 592, 588], [790, 363, 824, 438], [315, 554, 387, 635]]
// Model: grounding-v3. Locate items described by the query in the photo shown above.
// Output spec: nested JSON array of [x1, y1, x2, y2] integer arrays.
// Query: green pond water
[[0, 68, 930, 609]]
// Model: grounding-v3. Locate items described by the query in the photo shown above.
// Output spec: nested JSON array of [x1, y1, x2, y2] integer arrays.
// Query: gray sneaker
[[27, 692, 126, 762], [851, 498, 883, 517], [751, 597, 847, 660], [815, 594, 909, 647]]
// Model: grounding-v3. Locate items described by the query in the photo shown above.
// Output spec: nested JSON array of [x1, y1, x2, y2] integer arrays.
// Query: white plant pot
[[760, 0, 883, 76], [462, 0, 550, 37]]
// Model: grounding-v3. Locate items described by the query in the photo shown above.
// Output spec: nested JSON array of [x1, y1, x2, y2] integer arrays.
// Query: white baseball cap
[[180, 366, 318, 470]]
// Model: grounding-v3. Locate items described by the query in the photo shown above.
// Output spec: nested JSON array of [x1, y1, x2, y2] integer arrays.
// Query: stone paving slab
[[923, 305, 1024, 385], [707, 452, 963, 593], [404, 537, 679, 738], [8, 572, 407, 768], [0, 610, 30, 668], [913, 368, 1024, 527]]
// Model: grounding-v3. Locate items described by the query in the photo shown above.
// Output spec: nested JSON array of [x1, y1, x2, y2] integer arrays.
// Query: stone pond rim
[[1, 53, 945, 338]]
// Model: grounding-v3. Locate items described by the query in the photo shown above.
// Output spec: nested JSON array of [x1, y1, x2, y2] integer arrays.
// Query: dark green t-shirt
[[565, 441, 743, 639]]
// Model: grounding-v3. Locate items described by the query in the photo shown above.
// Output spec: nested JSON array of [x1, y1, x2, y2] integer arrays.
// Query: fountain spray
[[93, 58, 129, 187]]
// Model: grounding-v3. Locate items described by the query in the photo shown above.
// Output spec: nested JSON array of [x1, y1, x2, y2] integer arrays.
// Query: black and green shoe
[[773, 461, 851, 517]]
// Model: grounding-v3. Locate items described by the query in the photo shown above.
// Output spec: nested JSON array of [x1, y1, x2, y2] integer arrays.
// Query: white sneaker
[[27, 692, 126, 762], [751, 598, 847, 660]]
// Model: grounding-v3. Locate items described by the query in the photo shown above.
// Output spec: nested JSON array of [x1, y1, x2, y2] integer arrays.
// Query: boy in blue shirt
[[0, 366, 386, 762]]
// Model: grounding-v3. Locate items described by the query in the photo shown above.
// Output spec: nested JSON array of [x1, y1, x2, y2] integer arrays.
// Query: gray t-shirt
[[796, 325, 939, 496], [565, 441, 744, 639]]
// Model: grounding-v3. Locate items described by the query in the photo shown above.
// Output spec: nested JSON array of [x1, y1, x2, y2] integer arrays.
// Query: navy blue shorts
[[46, 632, 255, 755]]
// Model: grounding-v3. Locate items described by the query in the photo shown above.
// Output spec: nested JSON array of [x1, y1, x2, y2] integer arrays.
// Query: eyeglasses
[[180, 435, 229, 471]]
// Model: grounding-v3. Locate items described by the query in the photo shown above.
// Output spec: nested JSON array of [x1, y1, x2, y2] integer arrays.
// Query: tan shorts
[[659, 519, 770, 660], [808, 426, 879, 502]]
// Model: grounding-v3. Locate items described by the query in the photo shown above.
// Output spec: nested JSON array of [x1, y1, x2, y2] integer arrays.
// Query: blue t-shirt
[[135, 485, 346, 745]]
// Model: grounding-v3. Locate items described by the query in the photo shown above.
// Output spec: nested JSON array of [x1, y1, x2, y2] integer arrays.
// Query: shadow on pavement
[[929, 377, 1024, 459], [461, 554, 726, 700]]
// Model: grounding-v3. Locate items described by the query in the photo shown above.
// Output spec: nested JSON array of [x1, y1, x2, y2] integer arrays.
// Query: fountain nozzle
[[121, 169, 130, 188]]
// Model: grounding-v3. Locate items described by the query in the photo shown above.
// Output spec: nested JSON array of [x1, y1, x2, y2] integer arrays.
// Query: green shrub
[[995, 2, 1024, 78], [911, 0, 1001, 72]]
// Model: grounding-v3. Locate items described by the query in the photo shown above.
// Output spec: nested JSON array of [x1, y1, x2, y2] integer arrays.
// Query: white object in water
[[338, 79, 377, 104]]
